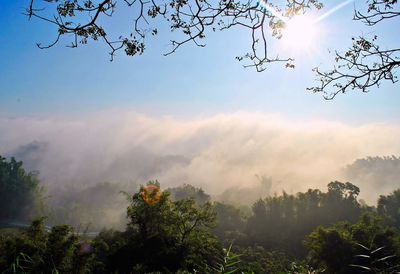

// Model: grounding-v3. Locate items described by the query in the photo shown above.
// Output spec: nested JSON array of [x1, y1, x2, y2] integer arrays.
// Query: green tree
[[0, 218, 94, 274], [213, 202, 247, 245], [245, 182, 361, 257], [0, 156, 44, 222], [305, 225, 354, 273], [324, 181, 361, 223], [305, 213, 400, 274], [236, 245, 293, 274], [378, 189, 400, 228], [102, 181, 222, 273], [166, 184, 210, 205]]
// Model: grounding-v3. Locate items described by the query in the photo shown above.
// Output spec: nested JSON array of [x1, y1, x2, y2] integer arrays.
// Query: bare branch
[[26, 0, 322, 69], [309, 0, 400, 98]]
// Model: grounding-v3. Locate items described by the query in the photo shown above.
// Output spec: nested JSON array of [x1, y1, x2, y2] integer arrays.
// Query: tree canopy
[[1, 177, 400, 273], [305, 213, 400, 273], [26, 0, 399, 98], [109, 181, 222, 273], [0, 156, 43, 222], [244, 181, 361, 257], [378, 189, 400, 228]]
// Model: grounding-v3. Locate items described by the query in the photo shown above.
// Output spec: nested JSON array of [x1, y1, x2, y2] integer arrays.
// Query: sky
[[0, 0, 399, 199], [0, 0, 399, 123]]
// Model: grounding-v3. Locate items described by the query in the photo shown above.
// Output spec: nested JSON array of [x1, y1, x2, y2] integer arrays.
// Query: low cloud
[[342, 156, 400, 203], [1, 110, 399, 202]]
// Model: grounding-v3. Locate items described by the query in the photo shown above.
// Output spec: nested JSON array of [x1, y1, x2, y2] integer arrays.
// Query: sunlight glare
[[281, 15, 320, 52]]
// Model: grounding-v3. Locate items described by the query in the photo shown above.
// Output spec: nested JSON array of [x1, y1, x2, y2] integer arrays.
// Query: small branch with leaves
[[309, 0, 399, 99], [26, 0, 322, 69]]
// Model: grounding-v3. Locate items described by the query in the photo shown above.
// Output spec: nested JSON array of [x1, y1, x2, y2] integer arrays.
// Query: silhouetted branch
[[26, 0, 322, 69], [309, 0, 399, 99]]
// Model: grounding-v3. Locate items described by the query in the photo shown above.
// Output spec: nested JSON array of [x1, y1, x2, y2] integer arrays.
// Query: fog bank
[[1, 111, 399, 202]]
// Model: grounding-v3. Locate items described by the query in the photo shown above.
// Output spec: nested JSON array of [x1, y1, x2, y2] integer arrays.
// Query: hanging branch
[[26, 0, 322, 69]]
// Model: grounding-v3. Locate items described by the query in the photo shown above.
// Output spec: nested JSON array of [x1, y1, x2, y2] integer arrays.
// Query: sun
[[281, 15, 320, 52]]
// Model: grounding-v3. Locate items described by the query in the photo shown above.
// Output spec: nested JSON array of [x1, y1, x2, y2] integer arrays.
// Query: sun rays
[[258, 0, 354, 53]]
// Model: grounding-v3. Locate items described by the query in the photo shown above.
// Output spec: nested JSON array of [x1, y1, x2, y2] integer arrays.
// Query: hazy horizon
[[1, 110, 399, 205]]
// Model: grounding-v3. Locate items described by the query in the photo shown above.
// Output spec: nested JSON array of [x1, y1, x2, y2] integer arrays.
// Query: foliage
[[378, 189, 400, 228], [166, 184, 211, 205], [26, 0, 322, 69], [305, 213, 400, 274], [287, 262, 324, 274], [350, 243, 400, 273], [93, 181, 223, 273], [26, 0, 400, 96], [236, 245, 293, 274], [245, 181, 361, 257], [213, 202, 247, 244], [1, 171, 399, 273], [0, 156, 44, 222], [308, 0, 400, 98], [305, 224, 354, 273], [218, 244, 241, 274], [0, 217, 94, 274]]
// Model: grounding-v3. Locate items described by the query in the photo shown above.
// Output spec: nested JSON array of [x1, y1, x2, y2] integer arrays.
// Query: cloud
[[342, 156, 400, 203], [1, 110, 399, 202]]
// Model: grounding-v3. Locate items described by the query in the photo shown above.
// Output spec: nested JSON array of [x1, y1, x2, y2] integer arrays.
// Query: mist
[[342, 156, 400, 203], [1, 110, 399, 203]]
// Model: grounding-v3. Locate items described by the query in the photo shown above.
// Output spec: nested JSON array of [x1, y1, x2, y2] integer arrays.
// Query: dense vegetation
[[0, 156, 399, 273], [0, 156, 44, 222]]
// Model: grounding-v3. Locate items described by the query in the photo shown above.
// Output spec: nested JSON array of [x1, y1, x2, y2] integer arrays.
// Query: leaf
[[370, 246, 385, 254], [355, 243, 370, 251], [225, 260, 240, 268], [355, 254, 370, 258], [375, 255, 396, 262], [349, 264, 372, 271]]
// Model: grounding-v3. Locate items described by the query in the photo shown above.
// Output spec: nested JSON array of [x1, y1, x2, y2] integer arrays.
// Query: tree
[[166, 183, 210, 205], [0, 156, 44, 222], [308, 0, 400, 99], [26, 0, 322, 68], [0, 217, 94, 274], [305, 224, 355, 273], [26, 0, 399, 97], [244, 182, 361, 257], [305, 213, 400, 274], [212, 202, 247, 243], [104, 181, 222, 273], [378, 189, 400, 228], [235, 245, 294, 273]]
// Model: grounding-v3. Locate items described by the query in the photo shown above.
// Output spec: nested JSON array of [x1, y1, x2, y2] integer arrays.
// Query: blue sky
[[0, 0, 399, 124], [1, 1, 400, 199]]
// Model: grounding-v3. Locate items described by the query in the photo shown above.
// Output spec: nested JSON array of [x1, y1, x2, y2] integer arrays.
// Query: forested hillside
[[1, 156, 399, 273]]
